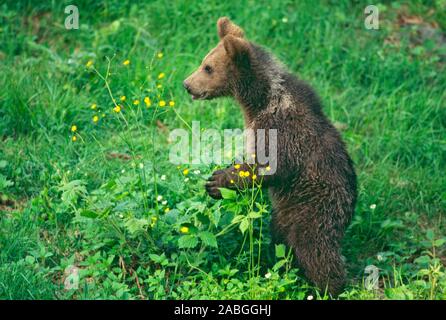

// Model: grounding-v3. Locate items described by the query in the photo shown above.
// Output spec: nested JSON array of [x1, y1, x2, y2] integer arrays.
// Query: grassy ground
[[0, 0, 445, 300]]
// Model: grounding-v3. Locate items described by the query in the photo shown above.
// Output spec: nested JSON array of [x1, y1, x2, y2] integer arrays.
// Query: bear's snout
[[183, 81, 192, 94]]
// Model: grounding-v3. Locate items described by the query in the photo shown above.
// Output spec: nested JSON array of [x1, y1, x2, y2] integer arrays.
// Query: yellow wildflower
[[159, 100, 166, 107], [158, 72, 165, 80], [230, 179, 234, 184], [133, 99, 140, 105], [164, 208, 170, 213], [120, 96, 126, 101], [157, 84, 162, 89], [234, 164, 241, 170], [86, 60, 93, 68], [71, 125, 77, 132], [180, 226, 189, 234], [123, 59, 130, 66], [150, 216, 158, 227], [182, 168, 189, 175], [113, 105, 121, 113], [71, 135, 77, 142], [244, 171, 250, 177], [239, 171, 245, 178], [157, 52, 163, 59], [169, 100, 175, 107], [266, 166, 271, 171], [90, 103, 97, 110], [144, 97, 151, 106], [252, 174, 257, 180], [92, 115, 99, 123]]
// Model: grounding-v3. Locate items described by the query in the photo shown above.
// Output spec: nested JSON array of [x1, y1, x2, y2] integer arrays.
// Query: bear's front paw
[[205, 169, 230, 199]]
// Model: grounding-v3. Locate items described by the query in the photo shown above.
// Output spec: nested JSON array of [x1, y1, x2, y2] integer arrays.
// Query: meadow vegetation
[[0, 0, 445, 299]]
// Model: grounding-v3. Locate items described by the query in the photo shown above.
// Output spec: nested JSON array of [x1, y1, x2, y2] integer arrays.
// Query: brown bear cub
[[183, 17, 357, 295]]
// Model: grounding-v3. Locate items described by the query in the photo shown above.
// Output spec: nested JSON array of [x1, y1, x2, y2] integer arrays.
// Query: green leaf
[[149, 253, 168, 265], [124, 218, 148, 235], [149, 254, 161, 262], [275, 244, 286, 258], [219, 188, 237, 200], [58, 180, 87, 204], [210, 208, 221, 227], [231, 215, 245, 224], [0, 160, 7, 169], [199, 231, 218, 248], [178, 235, 199, 249], [239, 218, 249, 234], [25, 255, 36, 265], [0, 175, 13, 190], [255, 202, 268, 213], [248, 211, 262, 219], [414, 255, 431, 265], [80, 209, 98, 219], [433, 238, 446, 247], [426, 229, 435, 241], [384, 287, 414, 300], [273, 259, 287, 271]]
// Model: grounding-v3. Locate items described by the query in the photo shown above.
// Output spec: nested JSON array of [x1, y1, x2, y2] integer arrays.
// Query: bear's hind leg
[[290, 231, 346, 296]]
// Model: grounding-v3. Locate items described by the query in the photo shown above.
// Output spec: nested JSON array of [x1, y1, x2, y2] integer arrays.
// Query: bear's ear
[[217, 17, 244, 39], [223, 34, 251, 67]]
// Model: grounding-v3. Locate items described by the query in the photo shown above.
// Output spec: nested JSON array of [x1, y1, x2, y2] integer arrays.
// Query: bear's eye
[[204, 65, 213, 74]]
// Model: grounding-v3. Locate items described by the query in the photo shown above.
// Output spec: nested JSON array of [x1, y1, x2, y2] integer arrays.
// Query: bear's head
[[183, 17, 251, 100]]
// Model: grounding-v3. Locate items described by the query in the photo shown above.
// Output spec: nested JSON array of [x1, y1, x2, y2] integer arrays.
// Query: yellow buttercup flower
[[120, 96, 126, 102], [252, 174, 257, 180], [234, 164, 240, 170], [266, 166, 271, 171], [169, 100, 175, 107], [182, 168, 189, 175], [239, 171, 251, 178], [159, 100, 166, 107], [123, 59, 130, 66], [90, 103, 97, 110], [92, 115, 99, 123], [144, 97, 151, 106], [71, 135, 77, 142], [71, 125, 77, 132], [113, 105, 121, 113], [158, 72, 165, 80], [86, 60, 93, 68], [157, 52, 163, 59], [180, 226, 189, 234], [133, 99, 140, 105], [230, 179, 234, 184]]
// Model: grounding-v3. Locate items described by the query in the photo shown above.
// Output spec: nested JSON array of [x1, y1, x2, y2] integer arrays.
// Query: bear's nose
[[183, 81, 191, 94]]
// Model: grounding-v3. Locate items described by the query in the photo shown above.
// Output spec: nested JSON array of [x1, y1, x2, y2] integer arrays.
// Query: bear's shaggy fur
[[183, 17, 357, 295]]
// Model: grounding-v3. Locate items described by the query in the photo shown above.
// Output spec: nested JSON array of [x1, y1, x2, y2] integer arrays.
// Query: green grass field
[[0, 0, 445, 300]]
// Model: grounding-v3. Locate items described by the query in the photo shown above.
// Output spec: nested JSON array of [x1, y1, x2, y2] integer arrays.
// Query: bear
[[183, 17, 357, 296]]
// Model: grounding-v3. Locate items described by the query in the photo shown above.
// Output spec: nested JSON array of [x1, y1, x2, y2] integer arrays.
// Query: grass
[[0, 0, 445, 300]]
